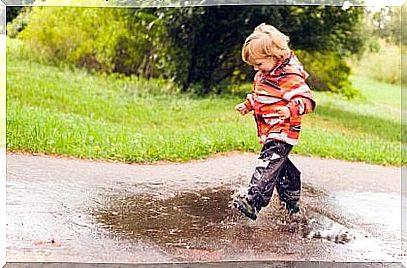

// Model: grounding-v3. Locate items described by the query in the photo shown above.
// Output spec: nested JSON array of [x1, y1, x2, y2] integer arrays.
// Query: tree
[[365, 6, 403, 46], [156, 5, 365, 94], [18, 4, 366, 96]]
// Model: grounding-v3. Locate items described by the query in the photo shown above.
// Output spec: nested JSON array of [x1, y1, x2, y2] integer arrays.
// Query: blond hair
[[242, 23, 291, 64]]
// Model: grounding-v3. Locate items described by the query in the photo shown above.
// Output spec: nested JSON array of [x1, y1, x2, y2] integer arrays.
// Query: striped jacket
[[244, 53, 316, 145]]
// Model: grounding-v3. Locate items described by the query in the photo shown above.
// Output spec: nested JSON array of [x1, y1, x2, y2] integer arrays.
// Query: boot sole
[[233, 199, 257, 220]]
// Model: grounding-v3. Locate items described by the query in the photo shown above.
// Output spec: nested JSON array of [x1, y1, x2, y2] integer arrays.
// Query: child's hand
[[235, 102, 250, 115], [274, 106, 291, 119]]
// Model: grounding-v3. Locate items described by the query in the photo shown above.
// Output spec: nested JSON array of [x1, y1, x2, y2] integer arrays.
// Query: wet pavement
[[6, 153, 405, 263]]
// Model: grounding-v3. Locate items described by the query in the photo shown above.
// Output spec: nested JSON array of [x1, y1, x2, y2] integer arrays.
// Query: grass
[[6, 38, 403, 165], [0, 35, 5, 149]]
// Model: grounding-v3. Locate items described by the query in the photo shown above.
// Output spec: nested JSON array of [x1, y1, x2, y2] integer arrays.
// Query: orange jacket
[[244, 53, 316, 145]]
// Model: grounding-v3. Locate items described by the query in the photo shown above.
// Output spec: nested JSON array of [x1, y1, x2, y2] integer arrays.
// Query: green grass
[[297, 76, 402, 165], [6, 38, 403, 165], [0, 35, 5, 149]]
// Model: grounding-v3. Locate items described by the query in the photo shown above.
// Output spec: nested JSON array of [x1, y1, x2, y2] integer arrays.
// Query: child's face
[[251, 57, 278, 74]]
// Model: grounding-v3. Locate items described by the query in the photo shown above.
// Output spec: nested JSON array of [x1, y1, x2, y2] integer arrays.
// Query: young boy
[[233, 23, 316, 220]]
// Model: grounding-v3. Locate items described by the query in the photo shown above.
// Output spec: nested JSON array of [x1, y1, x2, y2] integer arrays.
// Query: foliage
[[296, 50, 359, 99], [6, 39, 402, 165], [349, 39, 402, 85], [348, 5, 404, 85], [404, 4, 407, 47], [17, 5, 365, 97], [18, 6, 168, 77], [365, 6, 404, 46], [6, 7, 24, 24], [7, 7, 31, 38], [155, 5, 365, 95]]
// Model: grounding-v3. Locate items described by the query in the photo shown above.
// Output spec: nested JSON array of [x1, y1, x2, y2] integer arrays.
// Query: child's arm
[[287, 97, 315, 118], [235, 94, 254, 115], [280, 74, 316, 118]]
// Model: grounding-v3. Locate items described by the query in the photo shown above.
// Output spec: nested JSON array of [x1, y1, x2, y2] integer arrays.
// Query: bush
[[349, 40, 402, 85], [18, 6, 168, 77], [6, 6, 23, 24], [16, 4, 364, 98], [295, 50, 359, 99], [6, 7, 31, 38]]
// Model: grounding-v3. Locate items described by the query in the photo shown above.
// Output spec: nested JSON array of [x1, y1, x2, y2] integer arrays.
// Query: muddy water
[[89, 185, 327, 261], [6, 153, 404, 263]]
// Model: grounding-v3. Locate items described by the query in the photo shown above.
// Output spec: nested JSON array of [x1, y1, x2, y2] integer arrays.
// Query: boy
[[233, 23, 316, 220]]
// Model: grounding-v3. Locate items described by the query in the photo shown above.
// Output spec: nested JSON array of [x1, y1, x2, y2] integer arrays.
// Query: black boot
[[286, 202, 300, 215], [233, 195, 258, 220]]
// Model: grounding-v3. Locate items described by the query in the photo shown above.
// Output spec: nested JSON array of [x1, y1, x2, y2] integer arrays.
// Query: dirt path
[[6, 152, 405, 263]]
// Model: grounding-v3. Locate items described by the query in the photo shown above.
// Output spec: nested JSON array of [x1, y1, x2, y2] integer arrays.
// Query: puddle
[[91, 187, 238, 249], [90, 184, 363, 261]]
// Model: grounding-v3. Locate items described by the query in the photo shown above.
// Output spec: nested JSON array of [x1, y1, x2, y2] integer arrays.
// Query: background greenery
[[8, 5, 368, 96], [6, 37, 402, 165], [5, 4, 404, 166]]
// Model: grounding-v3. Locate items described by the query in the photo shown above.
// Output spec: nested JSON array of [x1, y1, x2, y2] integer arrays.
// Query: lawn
[[6, 38, 402, 165]]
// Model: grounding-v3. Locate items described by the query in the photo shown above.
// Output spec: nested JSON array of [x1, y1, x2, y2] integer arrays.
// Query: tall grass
[[349, 40, 402, 85], [6, 38, 402, 165]]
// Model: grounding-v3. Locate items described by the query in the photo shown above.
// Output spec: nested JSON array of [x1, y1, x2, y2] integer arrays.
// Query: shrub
[[295, 50, 359, 99], [18, 6, 168, 77], [6, 7, 31, 38], [349, 40, 402, 85], [16, 4, 364, 98]]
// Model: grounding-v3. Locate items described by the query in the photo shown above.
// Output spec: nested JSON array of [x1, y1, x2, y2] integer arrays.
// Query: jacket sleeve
[[280, 74, 316, 117], [244, 93, 254, 111], [243, 72, 263, 111]]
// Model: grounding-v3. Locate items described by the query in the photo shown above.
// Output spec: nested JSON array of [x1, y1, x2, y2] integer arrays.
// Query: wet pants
[[247, 140, 301, 211]]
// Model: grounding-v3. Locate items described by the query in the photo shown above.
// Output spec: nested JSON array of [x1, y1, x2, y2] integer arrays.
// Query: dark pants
[[247, 140, 301, 211]]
